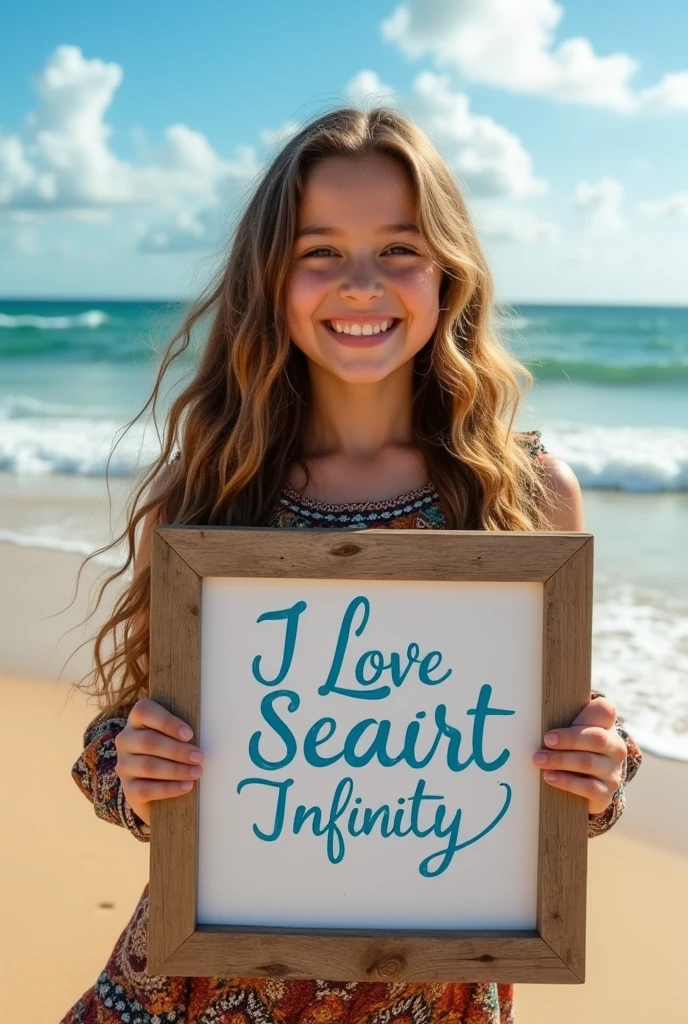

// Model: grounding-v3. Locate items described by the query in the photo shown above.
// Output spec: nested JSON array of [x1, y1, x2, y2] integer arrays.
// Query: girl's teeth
[[330, 319, 393, 334]]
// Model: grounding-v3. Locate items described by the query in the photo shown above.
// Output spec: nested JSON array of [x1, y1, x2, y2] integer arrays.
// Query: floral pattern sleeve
[[587, 688, 643, 839], [70, 709, 151, 843]]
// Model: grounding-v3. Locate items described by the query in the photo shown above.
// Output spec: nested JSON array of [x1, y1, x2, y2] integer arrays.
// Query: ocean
[[1, 299, 687, 760]]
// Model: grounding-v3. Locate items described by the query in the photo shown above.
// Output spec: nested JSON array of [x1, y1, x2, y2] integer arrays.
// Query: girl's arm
[[71, 708, 151, 842], [586, 689, 643, 838]]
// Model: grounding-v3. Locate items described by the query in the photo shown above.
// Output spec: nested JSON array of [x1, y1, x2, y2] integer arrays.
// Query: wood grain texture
[[147, 526, 592, 983], [148, 530, 202, 971], [158, 526, 588, 582], [537, 538, 593, 982], [159, 929, 580, 983]]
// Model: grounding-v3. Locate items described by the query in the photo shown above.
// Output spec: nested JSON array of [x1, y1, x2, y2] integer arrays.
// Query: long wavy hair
[[66, 104, 556, 722]]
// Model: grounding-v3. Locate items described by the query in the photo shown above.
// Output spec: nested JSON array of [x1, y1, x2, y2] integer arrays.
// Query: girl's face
[[286, 153, 443, 384]]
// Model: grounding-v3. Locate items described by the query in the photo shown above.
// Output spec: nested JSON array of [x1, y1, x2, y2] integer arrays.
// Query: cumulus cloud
[[3, 45, 558, 255], [475, 205, 560, 243], [342, 69, 554, 242], [0, 44, 262, 246], [135, 210, 216, 253], [259, 121, 302, 152], [382, 0, 688, 114], [571, 177, 627, 236], [408, 71, 548, 199], [345, 70, 398, 107], [638, 192, 688, 219], [343, 69, 548, 201]]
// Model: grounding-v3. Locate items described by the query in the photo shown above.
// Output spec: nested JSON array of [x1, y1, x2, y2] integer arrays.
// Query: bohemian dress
[[60, 431, 643, 1024]]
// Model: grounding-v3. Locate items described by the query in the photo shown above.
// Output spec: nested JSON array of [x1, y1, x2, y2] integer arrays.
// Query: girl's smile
[[319, 317, 403, 348]]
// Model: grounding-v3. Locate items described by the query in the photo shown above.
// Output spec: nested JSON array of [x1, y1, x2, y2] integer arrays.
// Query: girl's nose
[[339, 262, 384, 302]]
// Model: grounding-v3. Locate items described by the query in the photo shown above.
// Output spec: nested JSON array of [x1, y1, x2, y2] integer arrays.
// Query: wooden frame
[[148, 526, 592, 983]]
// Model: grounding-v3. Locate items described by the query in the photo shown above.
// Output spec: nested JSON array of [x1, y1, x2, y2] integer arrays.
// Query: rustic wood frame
[[148, 526, 592, 984]]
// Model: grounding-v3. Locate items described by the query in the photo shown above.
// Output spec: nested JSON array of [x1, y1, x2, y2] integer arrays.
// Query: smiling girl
[[61, 106, 641, 1024]]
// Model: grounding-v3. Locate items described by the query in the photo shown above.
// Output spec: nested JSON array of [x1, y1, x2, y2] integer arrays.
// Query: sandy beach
[[2, 538, 687, 1023]]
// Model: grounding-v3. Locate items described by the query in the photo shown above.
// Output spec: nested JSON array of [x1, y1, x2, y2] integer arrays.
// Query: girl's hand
[[531, 695, 627, 815], [114, 698, 204, 826]]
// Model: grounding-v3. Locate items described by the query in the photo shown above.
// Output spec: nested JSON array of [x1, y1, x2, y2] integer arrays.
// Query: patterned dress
[[60, 431, 643, 1024]]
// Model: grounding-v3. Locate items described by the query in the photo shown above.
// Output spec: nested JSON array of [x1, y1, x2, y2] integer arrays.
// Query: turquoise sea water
[[0, 300, 686, 481], [0, 299, 687, 759]]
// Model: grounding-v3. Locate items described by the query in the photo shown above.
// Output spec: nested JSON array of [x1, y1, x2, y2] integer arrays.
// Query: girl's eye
[[302, 245, 418, 258]]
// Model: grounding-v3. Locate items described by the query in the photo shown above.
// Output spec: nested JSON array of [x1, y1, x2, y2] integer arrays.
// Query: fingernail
[[179, 726, 193, 740], [544, 771, 557, 781], [544, 732, 559, 746], [188, 767, 202, 778], [533, 752, 548, 764], [179, 781, 193, 791], [188, 751, 203, 763]]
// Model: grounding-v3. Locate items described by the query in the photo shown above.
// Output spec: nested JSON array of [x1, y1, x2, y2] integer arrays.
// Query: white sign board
[[197, 576, 543, 931]]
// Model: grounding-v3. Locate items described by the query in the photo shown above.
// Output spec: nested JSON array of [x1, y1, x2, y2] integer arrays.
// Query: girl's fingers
[[542, 724, 622, 757], [571, 696, 617, 730], [116, 752, 203, 783], [125, 778, 197, 804], [541, 770, 610, 804], [128, 697, 195, 743], [532, 748, 612, 778], [116, 725, 203, 765]]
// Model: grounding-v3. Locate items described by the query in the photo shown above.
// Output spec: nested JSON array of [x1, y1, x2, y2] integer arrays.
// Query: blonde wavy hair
[[66, 104, 556, 722]]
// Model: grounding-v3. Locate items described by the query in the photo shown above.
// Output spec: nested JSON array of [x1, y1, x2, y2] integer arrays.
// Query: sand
[[1, 539, 687, 1023]]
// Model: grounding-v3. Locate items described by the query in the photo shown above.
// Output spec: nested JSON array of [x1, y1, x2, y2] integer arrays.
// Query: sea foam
[[0, 309, 108, 330], [539, 423, 688, 492], [1, 409, 686, 491]]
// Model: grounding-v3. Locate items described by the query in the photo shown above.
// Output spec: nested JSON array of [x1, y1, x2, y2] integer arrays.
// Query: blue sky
[[1, 0, 687, 304]]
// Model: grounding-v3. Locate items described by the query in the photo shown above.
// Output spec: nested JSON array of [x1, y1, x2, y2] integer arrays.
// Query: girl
[[61, 106, 642, 1024]]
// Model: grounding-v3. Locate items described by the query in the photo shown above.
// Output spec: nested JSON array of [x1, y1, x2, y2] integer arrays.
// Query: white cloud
[[571, 177, 627, 235], [341, 69, 554, 239], [259, 122, 302, 151], [637, 71, 688, 113], [345, 69, 547, 200], [382, 0, 688, 114], [0, 45, 262, 231], [410, 72, 548, 199], [3, 46, 556, 256], [345, 70, 398, 107], [135, 209, 219, 253], [7, 207, 111, 224], [0, 130, 55, 203], [475, 205, 560, 243], [638, 192, 688, 219]]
